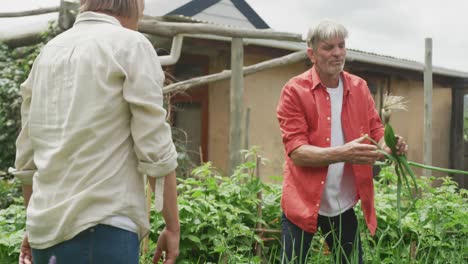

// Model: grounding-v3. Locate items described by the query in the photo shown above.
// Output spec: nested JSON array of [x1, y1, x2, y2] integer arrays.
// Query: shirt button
[[321, 181, 324, 184], [327, 116, 331, 121], [326, 97, 330, 101], [316, 203, 320, 207], [326, 137, 330, 142]]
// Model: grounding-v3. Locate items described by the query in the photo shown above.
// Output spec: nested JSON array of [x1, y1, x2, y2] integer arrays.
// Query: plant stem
[[408, 161, 468, 175]]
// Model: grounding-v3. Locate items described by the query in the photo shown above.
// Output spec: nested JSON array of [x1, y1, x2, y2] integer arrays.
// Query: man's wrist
[[329, 145, 345, 163], [165, 223, 180, 232]]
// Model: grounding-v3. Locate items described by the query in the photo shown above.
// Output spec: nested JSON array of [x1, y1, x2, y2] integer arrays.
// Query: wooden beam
[[0, 6, 60, 17], [1, 0, 79, 48], [1, 32, 43, 48], [163, 50, 307, 94], [229, 38, 244, 173], [138, 20, 303, 42], [423, 38, 433, 176]]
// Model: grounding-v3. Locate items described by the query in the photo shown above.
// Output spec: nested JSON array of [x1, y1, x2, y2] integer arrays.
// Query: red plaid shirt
[[276, 66, 384, 235]]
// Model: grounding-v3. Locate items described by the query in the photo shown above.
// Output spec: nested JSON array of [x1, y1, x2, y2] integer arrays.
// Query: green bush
[[0, 162, 467, 264], [360, 167, 467, 264], [0, 175, 21, 209], [148, 159, 281, 264], [0, 197, 25, 264], [0, 23, 60, 172]]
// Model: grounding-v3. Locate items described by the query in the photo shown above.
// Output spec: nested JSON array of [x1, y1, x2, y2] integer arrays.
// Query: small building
[[149, 0, 468, 187], [1, 0, 467, 187]]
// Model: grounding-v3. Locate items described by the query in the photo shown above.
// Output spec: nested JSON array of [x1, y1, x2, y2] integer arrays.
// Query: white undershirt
[[101, 216, 139, 235], [319, 77, 357, 217]]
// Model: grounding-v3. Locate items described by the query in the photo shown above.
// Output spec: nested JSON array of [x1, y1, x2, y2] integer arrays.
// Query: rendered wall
[[390, 78, 452, 177]]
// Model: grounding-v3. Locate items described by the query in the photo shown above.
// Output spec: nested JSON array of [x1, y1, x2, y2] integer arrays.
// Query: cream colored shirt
[[11, 12, 178, 249]]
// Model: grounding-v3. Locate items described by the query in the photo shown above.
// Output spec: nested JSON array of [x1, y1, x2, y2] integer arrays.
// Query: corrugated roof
[[183, 34, 468, 79]]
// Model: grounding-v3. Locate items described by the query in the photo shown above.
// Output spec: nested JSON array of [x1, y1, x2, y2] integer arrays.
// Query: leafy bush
[[0, 23, 60, 172], [0, 162, 467, 264], [0, 197, 25, 264], [360, 167, 467, 264], [0, 175, 21, 209], [148, 158, 281, 263]]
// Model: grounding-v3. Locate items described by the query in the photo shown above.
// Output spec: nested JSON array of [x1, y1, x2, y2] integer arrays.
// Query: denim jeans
[[281, 208, 363, 264], [32, 224, 139, 264]]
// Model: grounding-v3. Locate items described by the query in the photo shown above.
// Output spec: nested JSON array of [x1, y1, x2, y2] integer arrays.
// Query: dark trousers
[[281, 208, 363, 264], [32, 224, 140, 264]]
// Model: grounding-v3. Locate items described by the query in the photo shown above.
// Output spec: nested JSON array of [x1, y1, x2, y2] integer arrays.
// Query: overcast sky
[[1, 0, 468, 72], [248, 0, 468, 72]]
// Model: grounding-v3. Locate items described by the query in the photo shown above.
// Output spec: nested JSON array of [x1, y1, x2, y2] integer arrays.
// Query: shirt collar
[[74, 11, 122, 27], [310, 66, 350, 95]]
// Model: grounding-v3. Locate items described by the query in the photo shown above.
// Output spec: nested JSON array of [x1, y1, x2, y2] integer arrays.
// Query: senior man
[[276, 20, 407, 263]]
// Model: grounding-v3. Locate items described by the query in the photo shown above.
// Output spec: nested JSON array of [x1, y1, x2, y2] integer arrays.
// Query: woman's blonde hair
[[79, 0, 144, 19]]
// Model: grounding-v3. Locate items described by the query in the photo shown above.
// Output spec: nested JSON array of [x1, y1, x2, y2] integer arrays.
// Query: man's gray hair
[[79, 0, 144, 19], [306, 20, 348, 50]]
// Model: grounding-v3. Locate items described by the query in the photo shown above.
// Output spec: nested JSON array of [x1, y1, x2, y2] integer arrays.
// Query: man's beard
[[326, 61, 345, 75]]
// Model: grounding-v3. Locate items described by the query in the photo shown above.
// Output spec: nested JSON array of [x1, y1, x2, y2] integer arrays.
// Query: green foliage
[[0, 162, 467, 264], [0, 175, 21, 209], [0, 197, 25, 264], [147, 157, 281, 263], [361, 167, 468, 263], [0, 23, 60, 172]]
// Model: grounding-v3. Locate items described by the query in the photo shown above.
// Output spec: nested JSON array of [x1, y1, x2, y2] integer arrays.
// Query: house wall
[[390, 78, 452, 176], [207, 50, 307, 179], [207, 51, 230, 174], [243, 54, 308, 181]]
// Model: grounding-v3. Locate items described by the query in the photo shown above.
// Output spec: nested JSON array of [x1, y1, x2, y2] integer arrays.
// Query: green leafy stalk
[[407, 161, 468, 175], [384, 123, 398, 155], [375, 123, 468, 226]]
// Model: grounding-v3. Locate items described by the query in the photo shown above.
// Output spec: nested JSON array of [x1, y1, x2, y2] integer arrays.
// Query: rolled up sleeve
[[276, 84, 309, 156], [122, 40, 178, 179], [13, 76, 37, 185]]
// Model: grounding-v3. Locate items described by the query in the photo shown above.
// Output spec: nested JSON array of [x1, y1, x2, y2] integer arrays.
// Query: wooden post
[[244, 107, 251, 150], [423, 38, 433, 176], [58, 0, 80, 30], [255, 156, 263, 258], [229, 38, 244, 173]]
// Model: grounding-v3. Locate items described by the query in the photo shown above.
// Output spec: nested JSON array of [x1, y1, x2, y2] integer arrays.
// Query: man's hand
[[153, 227, 180, 264], [341, 136, 380, 165], [19, 233, 32, 264], [381, 134, 408, 156]]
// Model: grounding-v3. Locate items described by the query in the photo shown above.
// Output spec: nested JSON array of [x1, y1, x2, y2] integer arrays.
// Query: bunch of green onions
[[367, 124, 468, 225]]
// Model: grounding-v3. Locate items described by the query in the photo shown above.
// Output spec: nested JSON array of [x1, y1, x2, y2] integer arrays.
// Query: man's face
[[307, 36, 346, 76]]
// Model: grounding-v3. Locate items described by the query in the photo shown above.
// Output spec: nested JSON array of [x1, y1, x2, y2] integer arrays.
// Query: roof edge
[[231, 0, 269, 29], [182, 34, 468, 79]]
